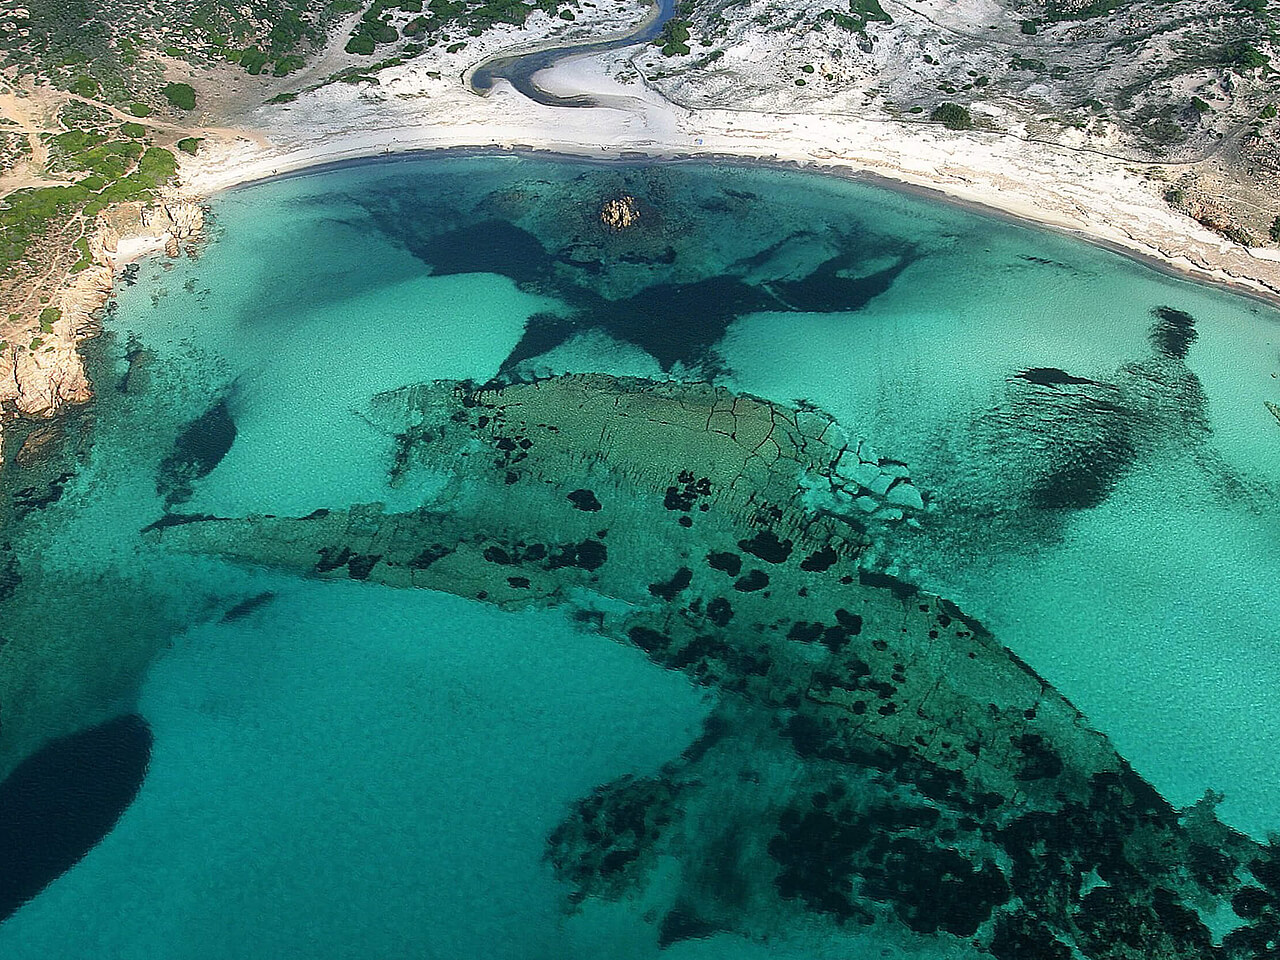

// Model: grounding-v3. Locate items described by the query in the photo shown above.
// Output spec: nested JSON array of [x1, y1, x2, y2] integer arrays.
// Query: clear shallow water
[[1, 154, 1278, 957]]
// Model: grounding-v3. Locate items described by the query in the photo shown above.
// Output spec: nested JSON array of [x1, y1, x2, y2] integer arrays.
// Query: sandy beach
[[179, 44, 1280, 307]]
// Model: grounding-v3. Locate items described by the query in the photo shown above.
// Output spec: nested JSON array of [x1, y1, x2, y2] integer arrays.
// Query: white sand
[[179, 43, 1280, 305]]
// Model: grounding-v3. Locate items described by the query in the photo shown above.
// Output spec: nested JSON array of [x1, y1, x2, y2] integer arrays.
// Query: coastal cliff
[[0, 200, 204, 470]]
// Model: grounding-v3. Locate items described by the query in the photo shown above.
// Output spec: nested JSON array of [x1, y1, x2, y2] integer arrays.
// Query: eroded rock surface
[[150, 373, 1275, 958]]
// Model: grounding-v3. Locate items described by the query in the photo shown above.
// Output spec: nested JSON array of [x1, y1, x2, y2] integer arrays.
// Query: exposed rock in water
[[600, 195, 641, 232], [156, 399, 237, 507], [148, 373, 1266, 958]]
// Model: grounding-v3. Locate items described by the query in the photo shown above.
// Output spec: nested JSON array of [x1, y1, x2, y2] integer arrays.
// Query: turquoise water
[[1, 154, 1278, 957]]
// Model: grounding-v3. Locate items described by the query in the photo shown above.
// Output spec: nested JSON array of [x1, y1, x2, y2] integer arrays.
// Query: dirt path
[[0, 85, 71, 191]]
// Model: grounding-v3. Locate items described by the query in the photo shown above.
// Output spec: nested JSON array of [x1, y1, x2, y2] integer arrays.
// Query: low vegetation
[[655, 4, 695, 57], [931, 102, 973, 130], [817, 0, 892, 35], [163, 82, 196, 111]]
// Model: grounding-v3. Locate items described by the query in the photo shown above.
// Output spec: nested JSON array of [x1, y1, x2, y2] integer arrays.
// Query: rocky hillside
[[638, 0, 1280, 240]]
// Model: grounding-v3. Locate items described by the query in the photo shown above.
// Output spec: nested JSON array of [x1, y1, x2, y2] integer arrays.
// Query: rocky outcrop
[[0, 264, 102, 468], [599, 195, 640, 231], [0, 199, 204, 471], [142, 201, 204, 257]]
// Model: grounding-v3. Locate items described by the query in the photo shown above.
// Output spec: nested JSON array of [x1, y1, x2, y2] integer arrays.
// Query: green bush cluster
[[177, 137, 202, 155], [120, 121, 147, 138], [38, 307, 61, 332], [931, 102, 973, 130], [129, 103, 151, 117], [70, 236, 93, 272], [1040, 0, 1125, 22], [239, 47, 271, 73], [82, 147, 177, 216], [1271, 216, 1280, 244], [817, 0, 891, 33], [1224, 42, 1271, 70], [654, 2, 694, 56], [69, 75, 99, 97], [0, 185, 90, 271], [656, 19, 691, 56], [1009, 54, 1046, 72], [163, 82, 197, 110], [347, 0, 426, 55]]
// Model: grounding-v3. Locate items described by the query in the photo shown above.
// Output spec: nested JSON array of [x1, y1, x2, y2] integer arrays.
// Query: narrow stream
[[470, 0, 676, 106]]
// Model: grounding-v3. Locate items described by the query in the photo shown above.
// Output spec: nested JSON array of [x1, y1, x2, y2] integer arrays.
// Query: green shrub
[[177, 137, 201, 155], [39, 307, 61, 332], [1262, 103, 1278, 119], [931, 102, 973, 130], [1223, 41, 1271, 70], [120, 121, 147, 139], [240, 48, 270, 74], [51, 130, 106, 154], [1271, 216, 1280, 244], [1020, 19, 1039, 34], [655, 18, 692, 56], [266, 91, 300, 104], [129, 103, 152, 117], [69, 75, 99, 97], [163, 83, 197, 110], [273, 55, 305, 75], [346, 34, 376, 54], [70, 237, 93, 272]]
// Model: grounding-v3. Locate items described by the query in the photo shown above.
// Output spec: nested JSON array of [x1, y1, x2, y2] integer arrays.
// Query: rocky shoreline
[[0, 199, 204, 472]]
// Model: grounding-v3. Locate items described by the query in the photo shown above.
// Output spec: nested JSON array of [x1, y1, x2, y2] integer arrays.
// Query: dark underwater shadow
[[0, 714, 153, 924], [350, 171, 921, 375], [901, 304, 1273, 559]]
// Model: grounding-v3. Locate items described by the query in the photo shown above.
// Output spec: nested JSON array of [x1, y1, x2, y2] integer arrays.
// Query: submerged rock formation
[[149, 373, 1274, 958]]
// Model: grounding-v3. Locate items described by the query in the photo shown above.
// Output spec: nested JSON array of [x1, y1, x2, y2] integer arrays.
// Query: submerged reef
[[354, 165, 918, 374], [150, 372, 1278, 958]]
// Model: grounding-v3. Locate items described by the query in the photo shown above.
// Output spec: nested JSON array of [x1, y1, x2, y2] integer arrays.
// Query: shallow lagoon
[[1, 154, 1277, 957]]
